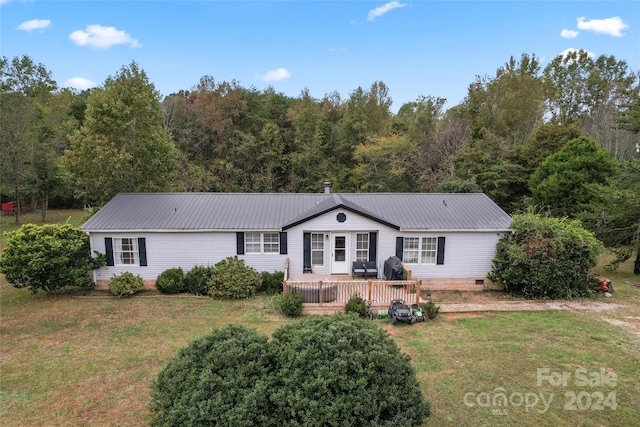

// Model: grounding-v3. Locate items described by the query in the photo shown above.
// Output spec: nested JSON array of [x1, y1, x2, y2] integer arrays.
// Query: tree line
[[1, 52, 639, 271]]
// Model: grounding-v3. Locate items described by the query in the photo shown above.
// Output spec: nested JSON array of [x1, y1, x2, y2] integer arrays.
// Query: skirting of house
[[421, 277, 503, 292], [95, 277, 503, 293], [96, 279, 157, 291]]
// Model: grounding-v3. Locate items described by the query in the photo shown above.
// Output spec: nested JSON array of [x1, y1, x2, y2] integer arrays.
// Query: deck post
[[416, 279, 421, 304], [283, 280, 287, 297], [319, 281, 323, 307], [367, 280, 372, 301]]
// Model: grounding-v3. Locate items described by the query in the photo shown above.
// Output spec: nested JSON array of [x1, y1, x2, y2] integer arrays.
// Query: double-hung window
[[356, 233, 369, 261], [311, 233, 324, 265], [263, 233, 280, 253], [421, 237, 437, 264], [403, 237, 420, 264], [245, 232, 280, 254], [403, 237, 438, 264], [114, 237, 139, 266]]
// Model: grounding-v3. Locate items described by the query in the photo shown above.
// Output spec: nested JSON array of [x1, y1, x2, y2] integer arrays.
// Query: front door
[[332, 234, 349, 274]]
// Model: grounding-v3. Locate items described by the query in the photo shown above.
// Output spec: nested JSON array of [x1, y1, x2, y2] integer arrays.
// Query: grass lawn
[[1, 210, 639, 426]]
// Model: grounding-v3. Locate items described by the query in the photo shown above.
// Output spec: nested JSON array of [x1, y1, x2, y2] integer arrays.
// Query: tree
[[0, 55, 58, 223], [65, 62, 179, 204], [0, 223, 103, 294], [543, 50, 637, 126], [581, 159, 640, 274], [489, 213, 603, 299], [465, 54, 544, 146], [529, 137, 619, 217], [352, 134, 418, 191], [150, 315, 431, 427]]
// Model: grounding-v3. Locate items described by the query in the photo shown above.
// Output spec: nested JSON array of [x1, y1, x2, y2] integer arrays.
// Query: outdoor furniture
[[352, 261, 378, 279], [289, 284, 337, 303]]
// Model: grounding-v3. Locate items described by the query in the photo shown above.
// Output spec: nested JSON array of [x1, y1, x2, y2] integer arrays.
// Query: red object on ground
[[1, 201, 17, 211]]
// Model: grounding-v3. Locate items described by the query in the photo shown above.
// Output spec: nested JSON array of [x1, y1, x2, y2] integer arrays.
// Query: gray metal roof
[[81, 192, 512, 232]]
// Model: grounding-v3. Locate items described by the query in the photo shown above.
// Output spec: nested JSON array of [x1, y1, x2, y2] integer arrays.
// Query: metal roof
[[80, 192, 512, 232]]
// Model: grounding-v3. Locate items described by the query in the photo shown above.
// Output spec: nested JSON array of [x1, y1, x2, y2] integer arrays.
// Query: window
[[245, 232, 261, 254], [403, 237, 419, 264], [114, 238, 139, 266], [403, 237, 438, 264], [356, 233, 369, 262], [421, 237, 437, 264], [263, 233, 279, 253], [245, 232, 280, 254], [311, 233, 324, 265]]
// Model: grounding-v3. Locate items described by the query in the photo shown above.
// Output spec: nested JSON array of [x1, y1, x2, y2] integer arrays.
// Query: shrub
[[184, 265, 211, 295], [269, 315, 430, 426], [421, 300, 440, 319], [109, 272, 144, 297], [208, 256, 261, 299], [280, 290, 303, 317], [155, 267, 185, 294], [149, 324, 272, 426], [344, 294, 366, 317], [260, 271, 284, 294], [488, 213, 603, 299], [150, 315, 430, 427], [0, 223, 103, 294]]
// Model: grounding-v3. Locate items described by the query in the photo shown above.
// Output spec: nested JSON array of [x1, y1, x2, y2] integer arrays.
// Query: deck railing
[[283, 279, 421, 307]]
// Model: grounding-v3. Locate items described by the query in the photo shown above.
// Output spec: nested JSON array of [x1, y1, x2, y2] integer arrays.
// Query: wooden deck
[[284, 274, 424, 315]]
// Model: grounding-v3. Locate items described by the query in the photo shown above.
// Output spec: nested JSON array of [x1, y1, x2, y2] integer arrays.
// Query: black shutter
[[395, 237, 404, 261], [236, 232, 245, 255], [369, 232, 377, 262], [303, 232, 311, 272], [138, 238, 147, 266], [105, 238, 114, 266], [436, 237, 446, 265], [279, 232, 288, 255]]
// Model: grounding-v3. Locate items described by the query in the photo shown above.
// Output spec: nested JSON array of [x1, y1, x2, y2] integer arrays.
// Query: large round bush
[[149, 315, 430, 427], [488, 213, 603, 299], [0, 223, 103, 294], [208, 256, 261, 299], [155, 267, 185, 294], [149, 324, 272, 426], [269, 315, 430, 426], [184, 265, 211, 295]]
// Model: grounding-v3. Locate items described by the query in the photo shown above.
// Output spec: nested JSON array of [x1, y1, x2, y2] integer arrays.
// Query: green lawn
[[1, 210, 639, 426]]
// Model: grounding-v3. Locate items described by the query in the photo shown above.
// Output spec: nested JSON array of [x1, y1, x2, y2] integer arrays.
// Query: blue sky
[[2, 1, 638, 111]]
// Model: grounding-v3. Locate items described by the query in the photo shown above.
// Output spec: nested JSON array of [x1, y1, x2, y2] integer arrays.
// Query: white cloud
[[260, 68, 291, 82], [560, 48, 594, 60], [63, 77, 97, 91], [17, 19, 51, 32], [69, 24, 141, 49], [329, 47, 347, 53], [0, 0, 11, 5], [367, 1, 408, 21], [577, 16, 628, 37], [560, 28, 578, 39]]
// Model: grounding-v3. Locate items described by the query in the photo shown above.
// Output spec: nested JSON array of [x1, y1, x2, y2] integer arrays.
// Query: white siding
[[388, 232, 505, 278], [90, 208, 505, 281], [285, 209, 396, 276], [91, 232, 288, 281]]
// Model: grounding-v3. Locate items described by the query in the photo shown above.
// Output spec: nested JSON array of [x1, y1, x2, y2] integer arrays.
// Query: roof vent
[[322, 181, 332, 194]]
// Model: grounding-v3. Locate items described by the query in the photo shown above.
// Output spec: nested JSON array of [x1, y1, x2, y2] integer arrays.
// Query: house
[[81, 191, 512, 291]]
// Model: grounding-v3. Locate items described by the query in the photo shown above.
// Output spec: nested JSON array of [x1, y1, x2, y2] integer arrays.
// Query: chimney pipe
[[322, 181, 332, 194]]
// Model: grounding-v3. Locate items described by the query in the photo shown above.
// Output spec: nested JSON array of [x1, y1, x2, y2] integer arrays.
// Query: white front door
[[332, 234, 349, 274]]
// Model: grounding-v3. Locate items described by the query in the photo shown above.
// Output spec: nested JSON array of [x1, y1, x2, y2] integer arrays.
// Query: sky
[[2, 1, 639, 112]]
